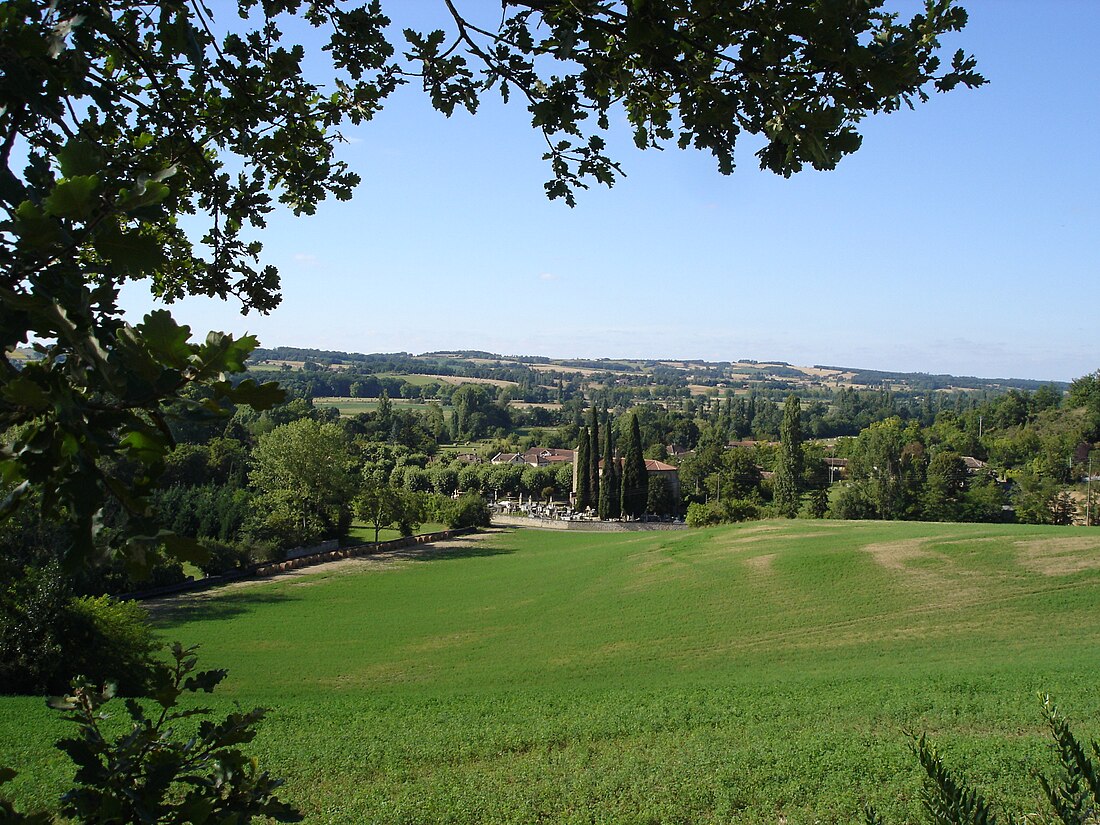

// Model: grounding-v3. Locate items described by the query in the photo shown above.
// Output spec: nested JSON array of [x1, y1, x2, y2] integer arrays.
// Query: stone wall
[[492, 515, 688, 532]]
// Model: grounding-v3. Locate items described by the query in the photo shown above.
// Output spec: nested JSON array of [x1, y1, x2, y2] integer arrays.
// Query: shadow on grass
[[405, 543, 518, 563], [148, 588, 301, 628]]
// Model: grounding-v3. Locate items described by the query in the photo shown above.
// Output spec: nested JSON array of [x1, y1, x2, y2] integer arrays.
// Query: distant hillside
[[249, 346, 1067, 399], [814, 365, 1066, 393]]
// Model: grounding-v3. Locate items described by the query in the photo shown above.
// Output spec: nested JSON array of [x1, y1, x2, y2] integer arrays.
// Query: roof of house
[[597, 457, 678, 474], [523, 447, 575, 463]]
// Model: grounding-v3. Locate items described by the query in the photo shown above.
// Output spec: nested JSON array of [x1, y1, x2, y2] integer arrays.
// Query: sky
[[119, 1, 1100, 383]]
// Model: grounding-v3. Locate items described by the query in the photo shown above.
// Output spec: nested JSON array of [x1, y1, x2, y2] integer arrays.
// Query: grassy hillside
[[4, 521, 1100, 823]]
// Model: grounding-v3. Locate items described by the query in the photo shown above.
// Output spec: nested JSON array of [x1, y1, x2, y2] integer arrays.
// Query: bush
[[0, 564, 70, 694], [247, 540, 286, 564], [830, 482, 877, 519], [198, 540, 252, 576], [1, 569, 160, 696], [685, 499, 760, 528], [60, 596, 161, 696], [685, 501, 724, 527], [868, 696, 1100, 825], [445, 494, 491, 529]]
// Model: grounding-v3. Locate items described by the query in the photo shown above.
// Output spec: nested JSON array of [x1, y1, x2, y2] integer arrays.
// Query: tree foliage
[[620, 413, 648, 518], [574, 428, 591, 512], [417, 0, 985, 202], [248, 419, 354, 547], [773, 394, 804, 517], [599, 414, 621, 520], [355, 474, 422, 542], [588, 407, 601, 512]]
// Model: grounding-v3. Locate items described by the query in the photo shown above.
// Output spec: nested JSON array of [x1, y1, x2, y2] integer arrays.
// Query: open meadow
[[4, 520, 1100, 823]]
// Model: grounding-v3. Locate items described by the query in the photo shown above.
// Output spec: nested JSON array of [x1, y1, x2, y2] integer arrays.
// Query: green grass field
[[5, 520, 1100, 823]]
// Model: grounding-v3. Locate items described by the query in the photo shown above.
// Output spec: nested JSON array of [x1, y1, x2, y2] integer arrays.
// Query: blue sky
[[120, 1, 1100, 382]]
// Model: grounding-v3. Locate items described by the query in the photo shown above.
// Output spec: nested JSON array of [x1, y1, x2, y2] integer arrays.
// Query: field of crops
[[311, 396, 451, 418], [4, 520, 1100, 823]]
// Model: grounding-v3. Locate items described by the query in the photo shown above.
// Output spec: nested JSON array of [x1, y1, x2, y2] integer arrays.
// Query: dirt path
[[142, 528, 511, 618]]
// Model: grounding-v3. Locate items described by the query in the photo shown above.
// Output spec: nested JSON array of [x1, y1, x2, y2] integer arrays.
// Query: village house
[[961, 456, 988, 474], [491, 446, 576, 468]]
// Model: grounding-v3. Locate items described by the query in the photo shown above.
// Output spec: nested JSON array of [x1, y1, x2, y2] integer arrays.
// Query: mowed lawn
[[5, 520, 1100, 823]]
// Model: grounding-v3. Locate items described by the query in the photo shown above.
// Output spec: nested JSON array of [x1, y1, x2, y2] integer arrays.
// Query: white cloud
[[537, 272, 559, 282]]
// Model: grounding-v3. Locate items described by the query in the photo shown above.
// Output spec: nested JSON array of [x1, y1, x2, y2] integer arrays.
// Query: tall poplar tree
[[621, 414, 648, 518], [774, 395, 805, 518], [718, 391, 733, 440], [575, 429, 591, 511]]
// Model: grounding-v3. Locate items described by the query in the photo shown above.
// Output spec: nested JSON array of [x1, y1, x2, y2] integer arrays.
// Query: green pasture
[[373, 372, 449, 387], [5, 520, 1100, 823]]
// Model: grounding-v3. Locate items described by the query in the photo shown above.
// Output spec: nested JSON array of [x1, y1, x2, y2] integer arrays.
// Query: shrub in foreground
[[0, 644, 300, 824], [869, 696, 1100, 825]]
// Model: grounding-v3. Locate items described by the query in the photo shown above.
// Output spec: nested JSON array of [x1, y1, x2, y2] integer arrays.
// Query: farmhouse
[[961, 455, 988, 474], [643, 458, 681, 500], [824, 457, 848, 482], [491, 447, 576, 468]]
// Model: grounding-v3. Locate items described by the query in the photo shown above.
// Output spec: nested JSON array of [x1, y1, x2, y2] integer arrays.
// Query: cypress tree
[[575, 428, 591, 511], [718, 391, 733, 440], [620, 413, 647, 518], [774, 394, 804, 518], [598, 413, 620, 519], [646, 474, 672, 516], [588, 406, 601, 509]]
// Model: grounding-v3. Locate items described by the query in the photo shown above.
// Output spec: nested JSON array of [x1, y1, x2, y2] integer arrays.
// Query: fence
[[123, 527, 476, 602]]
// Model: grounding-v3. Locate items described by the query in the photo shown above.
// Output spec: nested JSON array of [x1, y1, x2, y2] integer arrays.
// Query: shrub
[[685, 499, 760, 528], [0, 564, 70, 694], [198, 540, 252, 576], [685, 501, 723, 528], [246, 540, 286, 565], [868, 696, 1100, 825], [62, 596, 161, 696], [1, 571, 160, 696], [831, 482, 877, 519], [445, 494, 491, 529]]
